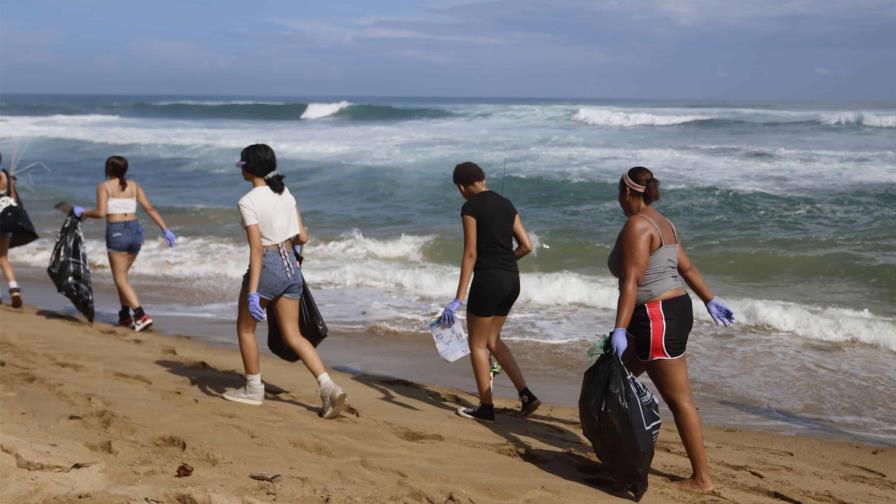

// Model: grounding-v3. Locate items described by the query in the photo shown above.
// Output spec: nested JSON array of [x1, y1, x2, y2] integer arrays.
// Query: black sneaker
[[519, 388, 541, 417], [456, 404, 495, 423]]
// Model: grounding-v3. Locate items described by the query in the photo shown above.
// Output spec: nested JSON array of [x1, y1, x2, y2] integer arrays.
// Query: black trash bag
[[267, 270, 328, 362], [0, 170, 38, 248], [579, 346, 661, 501], [46, 215, 95, 322]]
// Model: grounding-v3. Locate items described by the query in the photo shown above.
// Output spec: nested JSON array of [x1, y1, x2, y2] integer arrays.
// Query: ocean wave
[[819, 111, 896, 128], [150, 100, 288, 106], [13, 231, 896, 351], [1, 100, 450, 122], [300, 101, 351, 119], [572, 108, 710, 127]]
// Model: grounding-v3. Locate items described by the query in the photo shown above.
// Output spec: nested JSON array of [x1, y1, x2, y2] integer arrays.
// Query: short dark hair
[[453, 161, 485, 186], [241, 143, 285, 194]]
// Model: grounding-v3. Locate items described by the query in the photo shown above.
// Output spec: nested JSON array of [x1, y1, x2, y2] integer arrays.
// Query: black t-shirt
[[461, 190, 519, 272]]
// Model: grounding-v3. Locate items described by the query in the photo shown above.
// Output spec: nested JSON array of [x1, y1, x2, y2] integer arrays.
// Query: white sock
[[316, 372, 333, 388], [8, 281, 18, 290], [246, 373, 262, 387]]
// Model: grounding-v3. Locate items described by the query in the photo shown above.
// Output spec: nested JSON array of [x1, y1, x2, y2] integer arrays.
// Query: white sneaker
[[222, 384, 264, 406], [318, 382, 347, 419]]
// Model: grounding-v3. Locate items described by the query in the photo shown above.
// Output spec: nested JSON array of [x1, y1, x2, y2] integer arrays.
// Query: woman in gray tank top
[[607, 166, 735, 493]]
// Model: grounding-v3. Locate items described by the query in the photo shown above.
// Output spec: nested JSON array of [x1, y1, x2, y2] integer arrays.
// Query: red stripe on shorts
[[646, 301, 670, 360]]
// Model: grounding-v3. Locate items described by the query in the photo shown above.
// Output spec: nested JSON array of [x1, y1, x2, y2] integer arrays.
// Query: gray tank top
[[608, 215, 684, 305]]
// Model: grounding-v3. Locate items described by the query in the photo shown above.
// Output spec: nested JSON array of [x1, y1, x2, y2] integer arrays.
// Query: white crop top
[[106, 181, 138, 214], [238, 185, 301, 246]]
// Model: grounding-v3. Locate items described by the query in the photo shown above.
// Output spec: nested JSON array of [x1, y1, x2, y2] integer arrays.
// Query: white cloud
[[271, 18, 504, 46], [650, 0, 896, 23]]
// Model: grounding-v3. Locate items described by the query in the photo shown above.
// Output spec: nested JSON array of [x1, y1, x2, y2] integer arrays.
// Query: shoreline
[[10, 265, 895, 448], [2, 304, 895, 503]]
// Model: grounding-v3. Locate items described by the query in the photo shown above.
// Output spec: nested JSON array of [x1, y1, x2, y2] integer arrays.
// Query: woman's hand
[[163, 228, 177, 247], [439, 298, 464, 328], [247, 292, 266, 321], [706, 298, 735, 327], [610, 328, 628, 356]]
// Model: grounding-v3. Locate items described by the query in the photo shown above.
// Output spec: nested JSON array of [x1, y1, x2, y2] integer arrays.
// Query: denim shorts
[[242, 248, 303, 300], [106, 220, 144, 254]]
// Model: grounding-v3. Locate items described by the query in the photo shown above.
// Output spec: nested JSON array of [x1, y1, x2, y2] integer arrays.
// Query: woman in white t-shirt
[[222, 144, 347, 419]]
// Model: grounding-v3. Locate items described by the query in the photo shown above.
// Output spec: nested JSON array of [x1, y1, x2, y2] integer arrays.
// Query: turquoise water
[[2, 94, 895, 441]]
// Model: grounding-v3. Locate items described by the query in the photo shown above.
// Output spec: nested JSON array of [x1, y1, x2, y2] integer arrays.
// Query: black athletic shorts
[[627, 293, 693, 361], [467, 269, 520, 317]]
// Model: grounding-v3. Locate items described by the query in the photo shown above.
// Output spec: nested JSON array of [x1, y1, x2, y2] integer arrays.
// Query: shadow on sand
[[155, 358, 318, 414], [344, 370, 665, 501]]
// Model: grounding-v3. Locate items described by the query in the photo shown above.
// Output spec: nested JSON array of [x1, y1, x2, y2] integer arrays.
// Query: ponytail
[[265, 173, 286, 194], [643, 177, 660, 204], [240, 144, 285, 194], [105, 155, 129, 191], [620, 166, 661, 204]]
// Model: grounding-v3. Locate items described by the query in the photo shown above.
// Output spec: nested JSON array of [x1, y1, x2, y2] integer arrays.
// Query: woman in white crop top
[[221, 143, 347, 419], [74, 155, 176, 331]]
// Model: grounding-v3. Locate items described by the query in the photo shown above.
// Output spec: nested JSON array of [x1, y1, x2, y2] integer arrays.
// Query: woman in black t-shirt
[[439, 162, 540, 422]]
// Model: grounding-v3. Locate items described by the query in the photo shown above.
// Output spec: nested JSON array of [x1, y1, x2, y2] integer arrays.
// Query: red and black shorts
[[628, 294, 694, 361]]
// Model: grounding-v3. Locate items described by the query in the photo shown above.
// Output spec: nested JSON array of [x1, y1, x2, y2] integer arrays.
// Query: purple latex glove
[[706, 298, 735, 327], [163, 228, 176, 247], [610, 328, 628, 356], [438, 298, 464, 328], [72, 206, 85, 219], [247, 292, 266, 322]]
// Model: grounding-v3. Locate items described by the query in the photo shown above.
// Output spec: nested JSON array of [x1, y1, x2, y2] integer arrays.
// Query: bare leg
[[271, 296, 326, 378], [467, 314, 495, 404], [645, 356, 714, 492], [236, 283, 261, 375], [484, 315, 528, 392], [108, 251, 140, 309], [0, 236, 16, 286], [621, 342, 647, 377]]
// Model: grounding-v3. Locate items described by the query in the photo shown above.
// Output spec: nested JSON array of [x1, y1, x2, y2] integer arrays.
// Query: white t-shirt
[[238, 186, 301, 245]]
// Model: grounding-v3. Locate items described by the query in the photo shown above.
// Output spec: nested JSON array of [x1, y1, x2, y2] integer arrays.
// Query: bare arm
[[136, 183, 168, 230], [245, 224, 264, 293], [82, 183, 108, 220], [290, 205, 309, 246], [2, 172, 17, 200], [677, 242, 715, 303], [613, 218, 652, 330], [454, 215, 478, 301], [511, 214, 533, 260]]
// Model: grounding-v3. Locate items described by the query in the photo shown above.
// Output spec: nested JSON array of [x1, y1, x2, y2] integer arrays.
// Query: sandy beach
[[2, 304, 893, 503]]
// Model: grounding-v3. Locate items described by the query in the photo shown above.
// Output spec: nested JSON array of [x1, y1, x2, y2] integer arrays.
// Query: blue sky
[[2, 0, 895, 100]]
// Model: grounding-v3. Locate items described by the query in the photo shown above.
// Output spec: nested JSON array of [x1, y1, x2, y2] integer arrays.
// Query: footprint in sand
[[390, 426, 444, 443], [54, 361, 86, 371], [111, 372, 152, 385], [288, 438, 336, 458], [85, 440, 117, 455], [153, 435, 187, 451]]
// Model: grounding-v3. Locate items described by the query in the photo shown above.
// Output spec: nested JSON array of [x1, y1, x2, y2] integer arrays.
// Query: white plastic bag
[[427, 315, 470, 362]]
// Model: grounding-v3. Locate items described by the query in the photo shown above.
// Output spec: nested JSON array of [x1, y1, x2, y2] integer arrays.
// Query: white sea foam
[[819, 111, 896, 128], [13, 231, 895, 351], [150, 100, 287, 106], [1, 111, 894, 194], [300, 101, 351, 119], [572, 108, 709, 127]]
